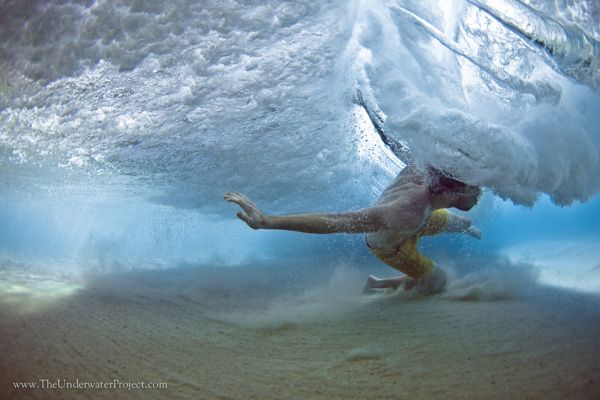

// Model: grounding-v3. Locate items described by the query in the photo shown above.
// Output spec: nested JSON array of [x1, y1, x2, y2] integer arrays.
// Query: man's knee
[[415, 266, 447, 295]]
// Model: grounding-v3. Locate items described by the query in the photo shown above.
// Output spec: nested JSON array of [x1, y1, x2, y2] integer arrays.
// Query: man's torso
[[366, 168, 434, 249]]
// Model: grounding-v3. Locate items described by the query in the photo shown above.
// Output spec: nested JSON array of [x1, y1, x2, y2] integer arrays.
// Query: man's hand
[[466, 225, 483, 240], [223, 192, 267, 230]]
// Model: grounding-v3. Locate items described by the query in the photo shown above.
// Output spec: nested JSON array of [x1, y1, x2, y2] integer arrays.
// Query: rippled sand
[[1, 264, 599, 399]]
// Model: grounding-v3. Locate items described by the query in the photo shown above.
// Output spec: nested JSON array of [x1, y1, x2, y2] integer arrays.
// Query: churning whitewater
[[1, 0, 599, 212]]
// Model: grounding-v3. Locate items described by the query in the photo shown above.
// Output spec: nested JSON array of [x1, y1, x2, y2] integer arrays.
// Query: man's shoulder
[[379, 182, 430, 205], [377, 189, 431, 229]]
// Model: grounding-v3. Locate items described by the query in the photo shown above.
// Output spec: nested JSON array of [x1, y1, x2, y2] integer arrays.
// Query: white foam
[[2, 0, 600, 209]]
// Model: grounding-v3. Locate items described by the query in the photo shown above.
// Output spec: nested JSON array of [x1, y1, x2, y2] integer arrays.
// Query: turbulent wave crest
[[1, 0, 356, 212], [1, 0, 599, 209], [348, 0, 600, 206]]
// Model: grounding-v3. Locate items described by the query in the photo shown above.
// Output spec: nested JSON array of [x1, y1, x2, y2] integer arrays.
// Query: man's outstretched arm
[[223, 192, 387, 234]]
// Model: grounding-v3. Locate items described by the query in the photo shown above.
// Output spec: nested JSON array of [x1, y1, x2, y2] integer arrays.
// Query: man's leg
[[364, 265, 447, 295], [364, 275, 410, 292]]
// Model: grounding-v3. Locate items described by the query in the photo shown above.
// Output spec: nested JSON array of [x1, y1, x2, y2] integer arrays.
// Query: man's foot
[[363, 274, 415, 294], [363, 267, 447, 295], [364, 275, 382, 291], [466, 225, 483, 240]]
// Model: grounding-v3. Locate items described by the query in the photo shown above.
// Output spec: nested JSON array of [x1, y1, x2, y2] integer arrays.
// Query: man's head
[[427, 167, 481, 211]]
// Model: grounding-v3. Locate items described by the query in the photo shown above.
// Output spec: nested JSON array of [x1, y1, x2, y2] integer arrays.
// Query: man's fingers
[[236, 211, 259, 229], [224, 192, 249, 204], [236, 210, 251, 224], [225, 192, 260, 229], [224, 193, 242, 205]]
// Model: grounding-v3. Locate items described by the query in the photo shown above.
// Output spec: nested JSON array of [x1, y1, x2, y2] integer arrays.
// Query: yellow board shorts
[[367, 209, 450, 280]]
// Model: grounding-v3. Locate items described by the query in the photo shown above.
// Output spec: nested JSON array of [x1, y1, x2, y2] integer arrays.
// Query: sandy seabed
[[1, 263, 599, 400]]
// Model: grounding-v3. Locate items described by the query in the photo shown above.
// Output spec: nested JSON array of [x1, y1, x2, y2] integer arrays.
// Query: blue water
[[1, 0, 599, 293]]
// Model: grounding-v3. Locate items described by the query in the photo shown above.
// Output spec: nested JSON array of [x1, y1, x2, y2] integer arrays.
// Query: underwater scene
[[1, 0, 599, 398]]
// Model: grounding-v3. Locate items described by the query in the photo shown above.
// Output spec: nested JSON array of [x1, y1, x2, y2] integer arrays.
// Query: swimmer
[[224, 165, 482, 295]]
